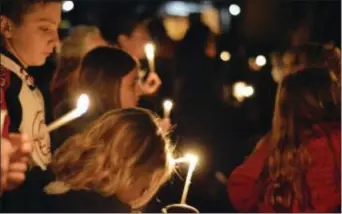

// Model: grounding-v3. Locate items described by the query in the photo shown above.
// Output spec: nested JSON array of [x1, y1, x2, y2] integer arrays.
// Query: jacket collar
[[0, 46, 26, 69]]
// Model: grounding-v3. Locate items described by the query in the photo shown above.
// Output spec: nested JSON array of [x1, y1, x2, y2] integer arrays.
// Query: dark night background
[[31, 0, 341, 212]]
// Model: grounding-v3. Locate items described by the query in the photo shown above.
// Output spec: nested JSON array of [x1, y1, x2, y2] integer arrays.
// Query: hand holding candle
[[144, 42, 156, 74], [141, 42, 162, 95], [47, 94, 89, 132]]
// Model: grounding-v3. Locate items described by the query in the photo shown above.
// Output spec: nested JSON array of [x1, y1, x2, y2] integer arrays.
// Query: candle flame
[[185, 153, 198, 165], [144, 43, 155, 60], [75, 94, 89, 116], [163, 99, 174, 111]]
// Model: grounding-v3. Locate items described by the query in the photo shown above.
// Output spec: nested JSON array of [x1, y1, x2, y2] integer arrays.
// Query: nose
[[49, 31, 60, 49]]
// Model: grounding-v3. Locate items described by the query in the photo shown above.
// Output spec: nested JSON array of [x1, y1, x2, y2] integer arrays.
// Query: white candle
[[180, 153, 198, 204], [144, 43, 156, 74], [47, 94, 89, 132], [162, 99, 173, 118]]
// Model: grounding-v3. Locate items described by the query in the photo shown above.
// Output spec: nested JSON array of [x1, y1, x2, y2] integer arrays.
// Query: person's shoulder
[[305, 122, 341, 153], [0, 64, 22, 89], [45, 189, 130, 213]]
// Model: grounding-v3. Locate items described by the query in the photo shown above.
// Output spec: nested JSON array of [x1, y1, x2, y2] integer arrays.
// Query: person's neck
[[4, 43, 28, 68]]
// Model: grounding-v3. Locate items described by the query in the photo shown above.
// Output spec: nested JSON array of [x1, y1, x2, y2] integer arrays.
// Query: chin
[[33, 58, 47, 66]]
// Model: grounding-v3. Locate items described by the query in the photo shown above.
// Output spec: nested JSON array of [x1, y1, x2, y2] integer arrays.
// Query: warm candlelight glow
[[180, 153, 198, 204], [144, 42, 156, 75], [144, 43, 155, 61], [233, 81, 254, 102], [162, 99, 173, 118], [75, 94, 90, 116], [185, 153, 199, 165], [47, 94, 89, 132]]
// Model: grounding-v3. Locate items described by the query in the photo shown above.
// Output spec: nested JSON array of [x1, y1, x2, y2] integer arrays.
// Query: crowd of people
[[0, 0, 340, 213]]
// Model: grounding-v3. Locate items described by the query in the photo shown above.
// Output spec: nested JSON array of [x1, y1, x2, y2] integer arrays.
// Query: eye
[[39, 27, 51, 33]]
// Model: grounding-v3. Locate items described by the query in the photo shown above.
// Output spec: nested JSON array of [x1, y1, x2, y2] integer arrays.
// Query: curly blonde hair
[[46, 108, 174, 209]]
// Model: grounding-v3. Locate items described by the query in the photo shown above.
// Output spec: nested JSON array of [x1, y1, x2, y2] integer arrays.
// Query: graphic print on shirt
[[32, 110, 51, 165], [1, 54, 51, 170]]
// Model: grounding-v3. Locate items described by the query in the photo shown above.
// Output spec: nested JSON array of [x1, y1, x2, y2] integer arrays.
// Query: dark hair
[[69, 47, 138, 112], [1, 0, 62, 24], [259, 67, 340, 211], [99, 11, 148, 45], [176, 13, 216, 58], [272, 43, 341, 81]]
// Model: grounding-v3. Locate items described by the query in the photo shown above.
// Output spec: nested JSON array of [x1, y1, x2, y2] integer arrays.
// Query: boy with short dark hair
[[0, 0, 61, 211]]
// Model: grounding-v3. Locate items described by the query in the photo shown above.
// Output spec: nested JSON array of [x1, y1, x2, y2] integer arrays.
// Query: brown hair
[[271, 43, 341, 82], [51, 26, 105, 91], [47, 108, 174, 209], [259, 67, 340, 211], [0, 0, 61, 46], [0, 0, 62, 24], [67, 47, 138, 113]]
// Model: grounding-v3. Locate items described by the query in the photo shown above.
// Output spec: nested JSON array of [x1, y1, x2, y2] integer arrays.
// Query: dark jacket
[[43, 189, 130, 213]]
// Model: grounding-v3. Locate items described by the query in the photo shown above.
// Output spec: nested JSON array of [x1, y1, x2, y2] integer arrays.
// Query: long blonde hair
[[46, 108, 174, 209]]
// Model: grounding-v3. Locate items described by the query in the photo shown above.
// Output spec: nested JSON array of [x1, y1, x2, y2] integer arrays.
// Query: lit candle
[[1, 110, 7, 133], [180, 153, 198, 204], [144, 43, 156, 74], [162, 99, 173, 119], [47, 94, 89, 132]]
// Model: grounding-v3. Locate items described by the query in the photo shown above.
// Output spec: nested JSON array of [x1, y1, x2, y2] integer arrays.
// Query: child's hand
[[140, 72, 161, 95], [1, 134, 32, 193]]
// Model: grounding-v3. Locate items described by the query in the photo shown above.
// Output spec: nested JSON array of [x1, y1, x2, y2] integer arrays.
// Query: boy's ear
[[0, 16, 14, 39]]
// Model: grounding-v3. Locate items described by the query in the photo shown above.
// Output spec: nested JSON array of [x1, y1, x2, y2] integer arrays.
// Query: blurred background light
[[233, 81, 254, 102], [62, 0, 74, 12], [229, 4, 241, 16], [163, 17, 190, 41], [220, 51, 231, 61], [255, 55, 267, 67]]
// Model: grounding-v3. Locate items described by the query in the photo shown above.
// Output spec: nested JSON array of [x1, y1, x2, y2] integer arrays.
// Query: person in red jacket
[[228, 67, 341, 212]]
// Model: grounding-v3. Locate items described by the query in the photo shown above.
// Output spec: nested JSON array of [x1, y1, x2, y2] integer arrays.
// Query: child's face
[[3, 2, 61, 66], [120, 68, 140, 108]]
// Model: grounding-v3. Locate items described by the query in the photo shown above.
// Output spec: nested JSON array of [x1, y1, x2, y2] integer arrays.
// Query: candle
[[180, 153, 198, 204], [144, 43, 156, 74], [1, 110, 7, 133], [162, 99, 173, 118], [47, 94, 89, 132]]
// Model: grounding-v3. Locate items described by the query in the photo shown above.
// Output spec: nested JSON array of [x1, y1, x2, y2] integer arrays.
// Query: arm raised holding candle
[[140, 43, 162, 95]]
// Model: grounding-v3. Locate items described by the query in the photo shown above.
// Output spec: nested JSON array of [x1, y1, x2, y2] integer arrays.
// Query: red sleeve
[[227, 142, 269, 212], [302, 131, 341, 212], [0, 66, 11, 136]]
